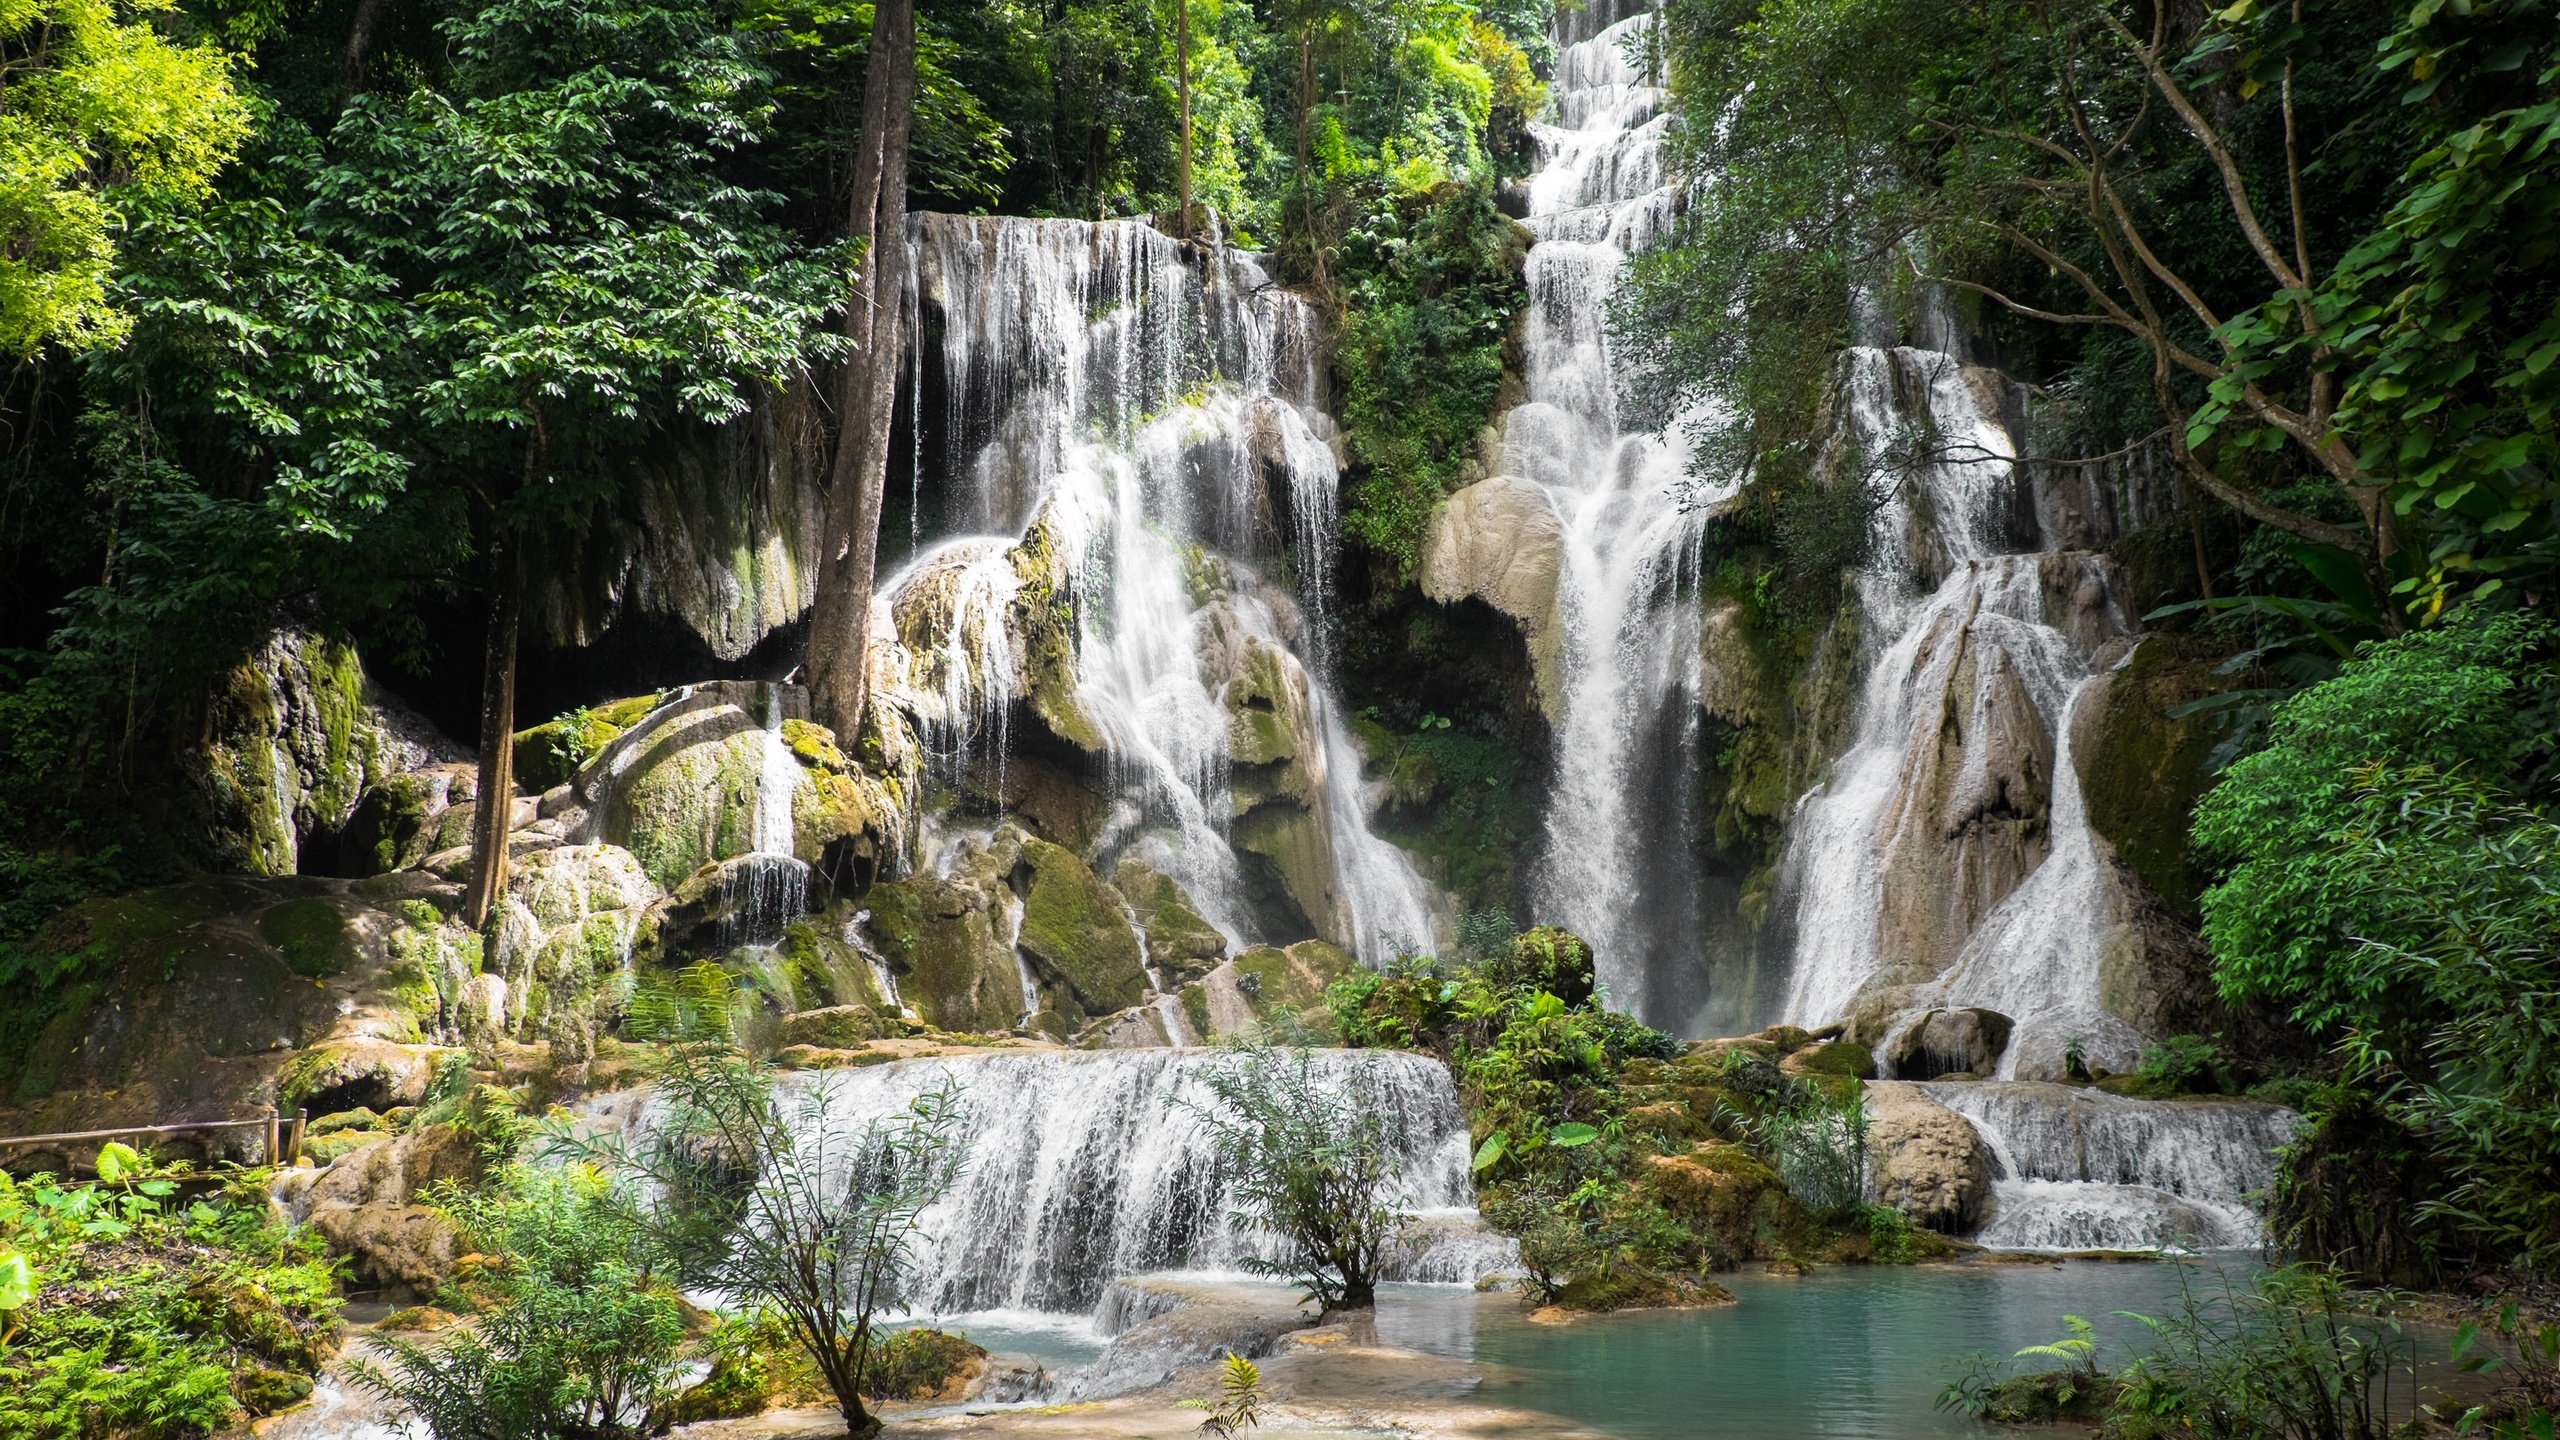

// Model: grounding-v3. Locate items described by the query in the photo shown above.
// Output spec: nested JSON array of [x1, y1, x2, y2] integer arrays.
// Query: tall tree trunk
[[461, 532, 521, 929], [805, 0, 917, 746], [1175, 0, 1192, 239]]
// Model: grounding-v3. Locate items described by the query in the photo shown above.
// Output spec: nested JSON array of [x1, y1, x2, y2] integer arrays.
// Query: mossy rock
[[779, 717, 850, 771], [259, 898, 352, 978], [512, 693, 660, 795], [2072, 637, 2224, 915], [1789, 1039, 1876, 1080], [1014, 838, 1146, 1018], [235, 1366, 316, 1415], [777, 1004, 893, 1049], [1112, 859, 1228, 979], [853, 877, 1020, 1034], [339, 772, 444, 876], [1552, 1268, 1738, 1314], [309, 1106, 383, 1136], [1640, 1142, 1814, 1260]]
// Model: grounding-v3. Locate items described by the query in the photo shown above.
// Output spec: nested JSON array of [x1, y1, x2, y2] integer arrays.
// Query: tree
[[306, 0, 844, 924], [1174, 1045, 1414, 1315], [1622, 0, 2550, 597], [0, 0, 249, 355], [805, 0, 915, 747], [557, 980, 966, 1439]]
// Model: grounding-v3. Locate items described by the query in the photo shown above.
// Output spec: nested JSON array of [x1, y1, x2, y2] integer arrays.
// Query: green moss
[[1013, 839, 1146, 1017], [1180, 980, 1212, 1039], [1791, 1040, 1876, 1080], [512, 693, 660, 795], [2075, 638, 2222, 914], [258, 899, 350, 978], [779, 717, 849, 771]]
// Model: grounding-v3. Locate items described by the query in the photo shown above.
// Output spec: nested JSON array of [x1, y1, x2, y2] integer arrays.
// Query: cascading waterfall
[[1775, 348, 2139, 1078], [642, 1049, 1508, 1318], [717, 684, 811, 952], [885, 213, 1442, 965], [1924, 1083, 2295, 1251], [1503, 0, 1738, 1029]]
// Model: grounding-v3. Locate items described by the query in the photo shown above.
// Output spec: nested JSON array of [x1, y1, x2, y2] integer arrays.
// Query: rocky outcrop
[[2070, 637, 2225, 915], [194, 627, 467, 876], [1885, 1007, 2013, 1080], [0, 875, 465, 1151], [1113, 860, 1228, 982], [483, 844, 660, 1045], [1872, 601, 2056, 985], [1865, 1080, 1995, 1233], [1419, 475, 1566, 722], [274, 1123, 481, 1295], [855, 829, 1029, 1035], [1014, 838, 1149, 1019]]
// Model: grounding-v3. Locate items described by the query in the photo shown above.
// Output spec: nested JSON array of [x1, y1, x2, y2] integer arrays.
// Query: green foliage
[[1332, 179, 1527, 573], [1176, 1043, 1412, 1314], [2131, 1036, 2243, 1098], [1184, 1351, 1264, 1437], [551, 996, 967, 1436], [862, 1326, 985, 1401], [0, 0, 251, 354], [357, 1164, 685, 1440], [2108, 1265, 2426, 1440], [1723, 1079, 1866, 1218], [0, 1164, 342, 1440], [2194, 608, 2558, 1029]]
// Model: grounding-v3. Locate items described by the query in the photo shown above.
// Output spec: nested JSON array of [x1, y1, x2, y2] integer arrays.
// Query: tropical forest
[[0, 0, 2555, 1434]]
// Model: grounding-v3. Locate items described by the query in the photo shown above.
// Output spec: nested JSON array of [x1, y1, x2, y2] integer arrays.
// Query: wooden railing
[[0, 1110, 308, 1169]]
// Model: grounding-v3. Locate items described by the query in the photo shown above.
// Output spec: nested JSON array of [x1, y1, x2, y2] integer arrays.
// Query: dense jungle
[[1, 0, 2556, 1435]]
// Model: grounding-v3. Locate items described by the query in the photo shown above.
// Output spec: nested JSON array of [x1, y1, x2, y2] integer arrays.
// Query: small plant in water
[[2017, 1314, 2104, 1396]]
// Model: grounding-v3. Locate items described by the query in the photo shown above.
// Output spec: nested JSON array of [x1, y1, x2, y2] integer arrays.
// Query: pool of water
[[888, 1309, 1109, 1373], [1373, 1260, 2251, 1439]]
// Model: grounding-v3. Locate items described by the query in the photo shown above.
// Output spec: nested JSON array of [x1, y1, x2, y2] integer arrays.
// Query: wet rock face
[[1886, 1007, 2014, 1080], [1113, 859, 1227, 982], [1865, 1080, 1996, 1233], [1014, 837, 1148, 1017], [2069, 637, 2226, 916], [1419, 474, 1566, 722]]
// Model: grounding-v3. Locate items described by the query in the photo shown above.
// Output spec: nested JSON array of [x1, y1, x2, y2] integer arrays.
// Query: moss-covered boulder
[[194, 627, 465, 876], [854, 831, 1026, 1034], [1112, 859, 1228, 981], [484, 844, 659, 1042], [512, 692, 663, 796], [1639, 1142, 1815, 1260], [1015, 838, 1147, 1017]]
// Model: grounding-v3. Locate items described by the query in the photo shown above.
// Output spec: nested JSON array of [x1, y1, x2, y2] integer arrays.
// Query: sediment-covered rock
[[1866, 1079, 1996, 1233]]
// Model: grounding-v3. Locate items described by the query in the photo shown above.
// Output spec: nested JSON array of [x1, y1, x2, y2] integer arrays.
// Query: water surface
[[1375, 1260, 2246, 1439]]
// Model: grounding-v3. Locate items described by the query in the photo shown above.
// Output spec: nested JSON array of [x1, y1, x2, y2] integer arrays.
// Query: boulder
[[1866, 1080, 1996, 1233], [485, 844, 659, 1040], [855, 829, 1028, 1034], [193, 627, 465, 876], [1112, 860, 1228, 982], [1015, 838, 1148, 1017], [2070, 636, 2226, 915], [1419, 475, 1566, 723], [1639, 1142, 1812, 1259], [1885, 1008, 2014, 1080], [280, 1123, 480, 1295]]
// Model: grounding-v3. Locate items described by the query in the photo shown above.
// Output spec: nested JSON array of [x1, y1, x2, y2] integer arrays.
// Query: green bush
[[355, 1165, 686, 1440]]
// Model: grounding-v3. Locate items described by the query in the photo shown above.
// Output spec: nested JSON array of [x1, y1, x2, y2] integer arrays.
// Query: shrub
[[1177, 1044, 1413, 1315], [0, 1161, 342, 1440], [355, 1165, 685, 1440]]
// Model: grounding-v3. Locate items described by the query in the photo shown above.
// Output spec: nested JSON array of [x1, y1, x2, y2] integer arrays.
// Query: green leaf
[[0, 1249, 33, 1311], [95, 1142, 141, 1185], [1471, 1132, 1509, 1171], [1548, 1122, 1599, 1148]]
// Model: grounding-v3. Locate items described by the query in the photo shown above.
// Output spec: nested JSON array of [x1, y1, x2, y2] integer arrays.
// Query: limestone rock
[[2070, 637, 2225, 915], [282, 1123, 480, 1295], [194, 627, 466, 876], [1111, 860, 1228, 981], [1419, 475, 1566, 722], [855, 829, 1027, 1034], [485, 844, 659, 1040], [1866, 1080, 1996, 1233], [1873, 599, 2055, 984], [1015, 838, 1148, 1017]]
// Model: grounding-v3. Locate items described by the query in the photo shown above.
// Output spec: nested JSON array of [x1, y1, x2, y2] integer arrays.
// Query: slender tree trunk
[[1175, 0, 1192, 239], [461, 532, 521, 929], [805, 0, 916, 746]]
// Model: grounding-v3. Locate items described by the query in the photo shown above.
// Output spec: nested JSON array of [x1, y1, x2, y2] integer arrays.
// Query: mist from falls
[[881, 215, 1442, 964], [1505, 0, 1745, 1033]]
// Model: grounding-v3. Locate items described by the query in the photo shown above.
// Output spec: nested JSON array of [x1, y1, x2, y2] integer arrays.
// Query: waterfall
[[1501, 6, 1735, 1028], [718, 684, 811, 951], [884, 213, 1443, 966], [642, 1049, 1507, 1318], [1769, 347, 2149, 1079], [1924, 1082, 2295, 1252]]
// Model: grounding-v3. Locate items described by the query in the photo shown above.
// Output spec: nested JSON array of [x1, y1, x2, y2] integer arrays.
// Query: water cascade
[[883, 215, 1443, 964], [1492, 0, 1741, 1030], [1771, 347, 2152, 1081], [1924, 1082, 2295, 1251], [648, 1049, 1508, 1318]]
